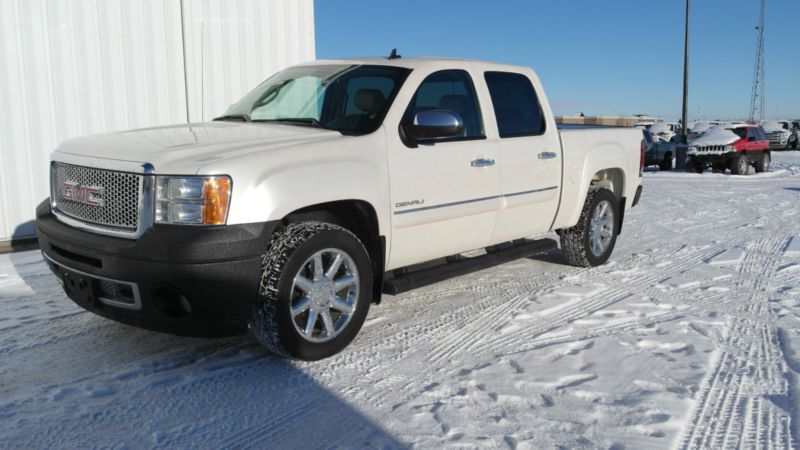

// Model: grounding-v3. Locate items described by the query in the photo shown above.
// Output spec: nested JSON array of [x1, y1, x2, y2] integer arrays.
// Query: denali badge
[[62, 181, 106, 207], [395, 199, 424, 208]]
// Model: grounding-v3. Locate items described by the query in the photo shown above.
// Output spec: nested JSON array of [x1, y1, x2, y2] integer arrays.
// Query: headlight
[[725, 145, 735, 152], [155, 176, 231, 225]]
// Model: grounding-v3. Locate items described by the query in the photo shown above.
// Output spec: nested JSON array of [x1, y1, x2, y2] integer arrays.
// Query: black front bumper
[[36, 200, 280, 337]]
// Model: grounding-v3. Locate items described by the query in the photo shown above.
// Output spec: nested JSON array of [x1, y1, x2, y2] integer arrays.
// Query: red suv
[[686, 125, 770, 175]]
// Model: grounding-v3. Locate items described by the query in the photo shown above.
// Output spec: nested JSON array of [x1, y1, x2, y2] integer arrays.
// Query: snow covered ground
[[3, 152, 800, 449]]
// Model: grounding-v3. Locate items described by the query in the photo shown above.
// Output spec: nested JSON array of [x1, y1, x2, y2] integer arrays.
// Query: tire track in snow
[[468, 241, 730, 357], [677, 229, 794, 450], [345, 241, 732, 412]]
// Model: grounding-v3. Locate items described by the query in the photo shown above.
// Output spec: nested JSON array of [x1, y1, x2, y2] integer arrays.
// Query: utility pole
[[676, 0, 690, 170]]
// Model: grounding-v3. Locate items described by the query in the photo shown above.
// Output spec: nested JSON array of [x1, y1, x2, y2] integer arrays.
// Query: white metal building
[[0, 0, 315, 242]]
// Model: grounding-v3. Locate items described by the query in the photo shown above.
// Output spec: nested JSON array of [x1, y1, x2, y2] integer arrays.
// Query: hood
[[762, 121, 786, 133], [689, 122, 714, 134], [649, 123, 672, 135], [54, 121, 343, 174], [691, 126, 740, 147]]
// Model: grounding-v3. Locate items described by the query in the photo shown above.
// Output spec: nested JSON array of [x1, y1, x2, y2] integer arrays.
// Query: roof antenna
[[388, 48, 401, 60]]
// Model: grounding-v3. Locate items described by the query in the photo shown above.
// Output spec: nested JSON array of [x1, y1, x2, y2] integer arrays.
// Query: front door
[[386, 69, 499, 269]]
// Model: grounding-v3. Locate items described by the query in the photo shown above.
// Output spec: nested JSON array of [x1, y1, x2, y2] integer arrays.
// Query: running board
[[382, 238, 558, 295]]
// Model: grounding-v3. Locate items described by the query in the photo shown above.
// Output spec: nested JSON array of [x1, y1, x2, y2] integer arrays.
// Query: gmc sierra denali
[[37, 57, 644, 360]]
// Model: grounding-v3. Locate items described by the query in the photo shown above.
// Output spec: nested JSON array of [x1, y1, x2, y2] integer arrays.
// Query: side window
[[484, 71, 546, 138], [402, 70, 484, 139]]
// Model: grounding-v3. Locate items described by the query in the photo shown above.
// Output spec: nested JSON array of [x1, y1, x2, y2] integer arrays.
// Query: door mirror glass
[[404, 110, 464, 141]]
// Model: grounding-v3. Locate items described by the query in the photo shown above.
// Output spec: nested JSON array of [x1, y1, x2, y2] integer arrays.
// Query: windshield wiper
[[214, 113, 251, 122], [254, 118, 329, 129]]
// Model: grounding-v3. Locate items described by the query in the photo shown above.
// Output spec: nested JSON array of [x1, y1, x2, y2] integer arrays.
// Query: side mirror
[[403, 110, 463, 141]]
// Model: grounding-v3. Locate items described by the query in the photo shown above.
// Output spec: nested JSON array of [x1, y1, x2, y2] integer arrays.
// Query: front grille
[[768, 132, 785, 144], [691, 145, 729, 154], [52, 162, 143, 230]]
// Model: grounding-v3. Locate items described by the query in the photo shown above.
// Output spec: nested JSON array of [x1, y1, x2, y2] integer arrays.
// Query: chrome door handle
[[538, 151, 558, 160], [470, 158, 495, 168]]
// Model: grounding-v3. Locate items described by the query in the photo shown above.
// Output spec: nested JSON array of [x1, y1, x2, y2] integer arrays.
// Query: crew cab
[[686, 124, 770, 175], [36, 57, 644, 360]]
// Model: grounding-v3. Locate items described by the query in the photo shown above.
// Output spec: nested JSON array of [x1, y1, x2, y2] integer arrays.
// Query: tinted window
[[732, 128, 747, 140], [223, 64, 410, 136], [484, 71, 546, 137], [402, 70, 484, 139], [343, 76, 396, 116]]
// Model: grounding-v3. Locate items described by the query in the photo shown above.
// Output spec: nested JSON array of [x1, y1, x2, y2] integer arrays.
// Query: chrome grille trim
[[50, 154, 155, 239], [53, 163, 142, 229]]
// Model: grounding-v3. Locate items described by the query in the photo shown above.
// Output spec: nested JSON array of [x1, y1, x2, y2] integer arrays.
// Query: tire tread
[[250, 221, 361, 358], [559, 189, 600, 267]]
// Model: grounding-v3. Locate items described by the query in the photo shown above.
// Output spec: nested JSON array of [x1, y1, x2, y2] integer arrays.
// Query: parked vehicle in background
[[649, 121, 681, 143], [687, 121, 719, 141], [643, 129, 677, 170], [36, 57, 644, 360], [787, 120, 800, 150], [687, 124, 770, 175], [763, 120, 792, 150]]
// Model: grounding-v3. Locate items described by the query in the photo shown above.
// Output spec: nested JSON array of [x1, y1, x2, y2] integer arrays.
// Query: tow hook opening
[[153, 286, 192, 317]]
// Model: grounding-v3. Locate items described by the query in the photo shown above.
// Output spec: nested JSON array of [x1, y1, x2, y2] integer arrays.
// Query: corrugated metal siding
[[0, 0, 314, 241]]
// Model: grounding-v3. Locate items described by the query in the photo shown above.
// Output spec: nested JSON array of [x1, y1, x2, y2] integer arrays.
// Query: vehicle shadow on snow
[[4, 254, 408, 449], [526, 248, 573, 267], [785, 187, 800, 193]]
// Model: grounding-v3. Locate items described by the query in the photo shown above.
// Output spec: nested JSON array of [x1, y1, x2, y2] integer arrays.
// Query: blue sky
[[314, 0, 799, 120]]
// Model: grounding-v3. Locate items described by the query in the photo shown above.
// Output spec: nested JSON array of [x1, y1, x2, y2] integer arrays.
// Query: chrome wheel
[[588, 200, 614, 256], [290, 248, 359, 343]]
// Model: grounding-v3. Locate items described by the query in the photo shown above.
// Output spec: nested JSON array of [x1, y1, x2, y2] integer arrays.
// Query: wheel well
[[283, 200, 385, 303], [590, 168, 624, 200]]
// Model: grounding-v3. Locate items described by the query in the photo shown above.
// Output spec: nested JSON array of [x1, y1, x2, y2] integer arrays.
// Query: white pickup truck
[[37, 57, 644, 360]]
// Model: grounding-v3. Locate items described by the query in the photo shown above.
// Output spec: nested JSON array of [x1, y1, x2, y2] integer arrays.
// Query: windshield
[[220, 64, 411, 135], [732, 128, 747, 140]]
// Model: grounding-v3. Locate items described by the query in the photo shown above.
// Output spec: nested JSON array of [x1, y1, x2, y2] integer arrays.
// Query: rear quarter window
[[484, 71, 546, 138]]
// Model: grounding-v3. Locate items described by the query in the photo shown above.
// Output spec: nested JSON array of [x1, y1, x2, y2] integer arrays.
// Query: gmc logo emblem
[[62, 181, 106, 207]]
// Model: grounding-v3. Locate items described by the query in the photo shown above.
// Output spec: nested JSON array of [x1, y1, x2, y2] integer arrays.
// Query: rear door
[[483, 71, 562, 243]]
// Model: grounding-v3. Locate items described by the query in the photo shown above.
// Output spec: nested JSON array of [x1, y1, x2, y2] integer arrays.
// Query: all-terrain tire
[[559, 188, 619, 267], [250, 221, 372, 360], [754, 152, 770, 173], [686, 158, 704, 174], [659, 153, 673, 171], [729, 153, 749, 175]]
